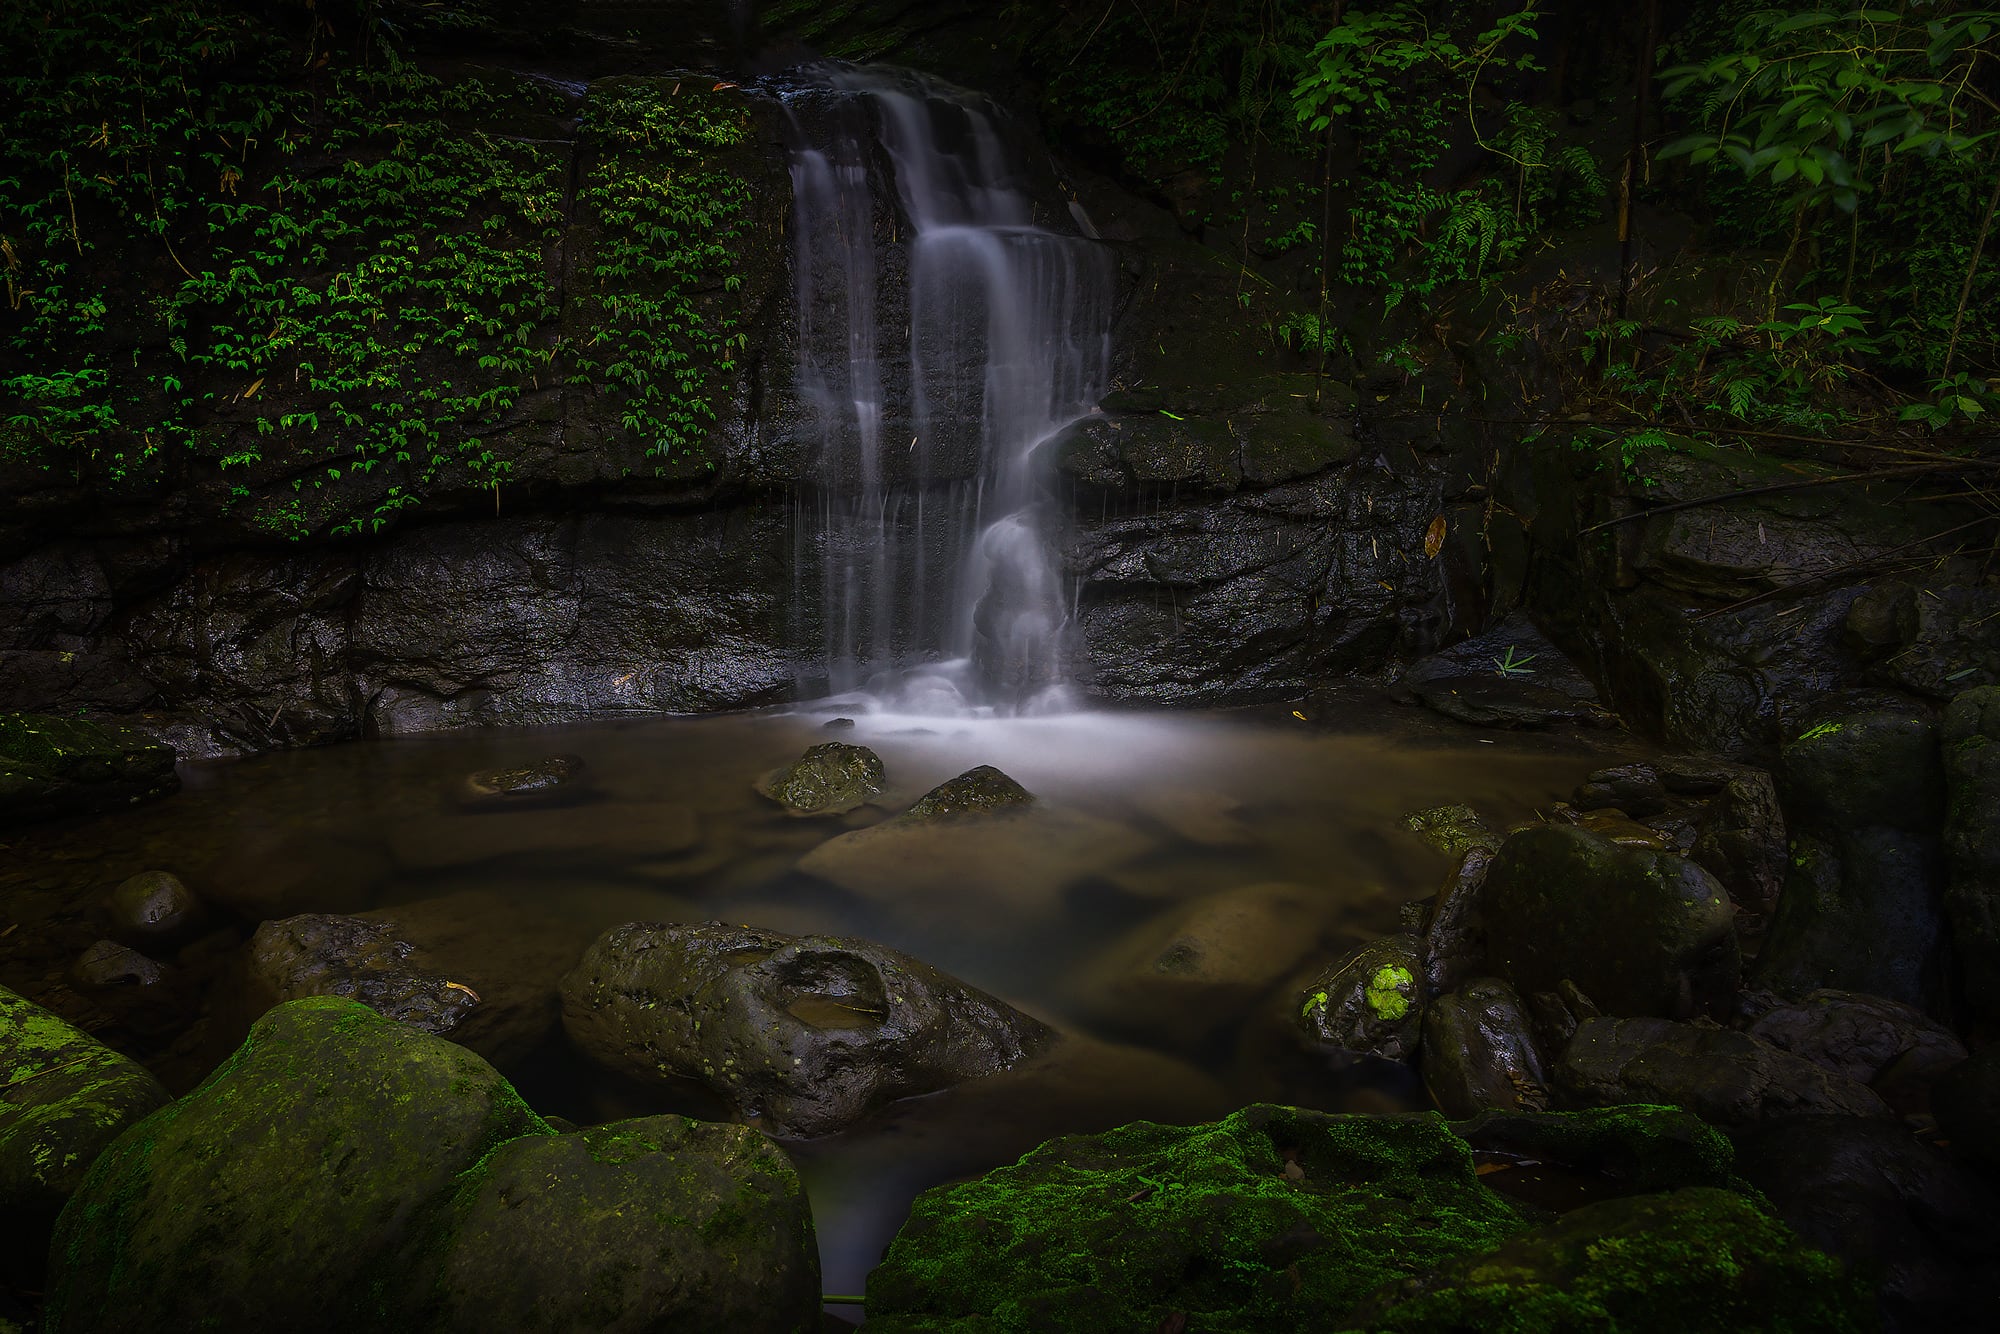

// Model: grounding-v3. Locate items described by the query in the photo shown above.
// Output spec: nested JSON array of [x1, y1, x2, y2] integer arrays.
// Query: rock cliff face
[[1, 34, 1477, 754]]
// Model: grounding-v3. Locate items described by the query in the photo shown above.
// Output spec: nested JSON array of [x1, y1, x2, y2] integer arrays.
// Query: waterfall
[[779, 64, 1113, 715]]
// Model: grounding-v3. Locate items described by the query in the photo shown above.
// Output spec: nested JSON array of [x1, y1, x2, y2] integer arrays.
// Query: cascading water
[[779, 64, 1113, 715]]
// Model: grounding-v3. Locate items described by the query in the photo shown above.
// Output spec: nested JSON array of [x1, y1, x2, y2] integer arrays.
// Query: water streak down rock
[[780, 63, 1112, 712]]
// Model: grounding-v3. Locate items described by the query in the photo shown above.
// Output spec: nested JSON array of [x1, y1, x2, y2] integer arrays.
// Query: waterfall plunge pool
[[0, 698, 1642, 1304]]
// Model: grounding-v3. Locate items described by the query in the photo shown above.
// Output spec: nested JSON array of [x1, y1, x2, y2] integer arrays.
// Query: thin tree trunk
[[1943, 155, 2000, 379]]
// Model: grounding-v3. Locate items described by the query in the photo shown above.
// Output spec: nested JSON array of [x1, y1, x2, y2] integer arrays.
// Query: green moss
[[1365, 965, 1415, 1021], [866, 1104, 1527, 1334], [1352, 1188, 1870, 1333]]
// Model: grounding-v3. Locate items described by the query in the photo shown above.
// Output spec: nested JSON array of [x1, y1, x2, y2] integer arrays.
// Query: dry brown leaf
[[1423, 513, 1448, 558]]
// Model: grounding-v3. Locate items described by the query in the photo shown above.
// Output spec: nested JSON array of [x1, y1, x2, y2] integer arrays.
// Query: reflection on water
[[1, 701, 1637, 1298]]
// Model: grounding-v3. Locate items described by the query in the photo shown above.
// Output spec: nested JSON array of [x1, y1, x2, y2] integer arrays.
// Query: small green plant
[[1493, 646, 1537, 677], [1798, 721, 1844, 742]]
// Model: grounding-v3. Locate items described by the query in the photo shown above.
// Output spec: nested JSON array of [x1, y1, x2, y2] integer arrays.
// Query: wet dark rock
[[900, 763, 1033, 820], [45, 997, 821, 1334], [822, 716, 856, 729], [462, 752, 586, 806], [1740, 1115, 2000, 1334], [560, 921, 1057, 1138], [103, 870, 201, 941], [68, 940, 167, 989], [1756, 696, 1951, 1012], [754, 742, 886, 817], [1420, 977, 1548, 1118], [1, 983, 171, 1286], [431, 1115, 821, 1334], [1422, 848, 1490, 995], [1941, 685, 2000, 1023], [1556, 1016, 1893, 1130], [1746, 989, 1967, 1109], [1297, 935, 1425, 1063], [1482, 825, 1740, 1021], [1571, 762, 1670, 816], [1523, 979, 1603, 1053], [245, 913, 477, 1036], [0, 712, 179, 825], [1688, 767, 1787, 919], [1848, 581, 2000, 700], [864, 1104, 1526, 1334], [1350, 1187, 1869, 1333], [1397, 612, 1615, 730], [1932, 1044, 2000, 1175], [1400, 805, 1496, 859]]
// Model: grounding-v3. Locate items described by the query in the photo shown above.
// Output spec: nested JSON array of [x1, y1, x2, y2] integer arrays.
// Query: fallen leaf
[[443, 981, 480, 1002], [1423, 513, 1447, 558], [241, 377, 264, 399]]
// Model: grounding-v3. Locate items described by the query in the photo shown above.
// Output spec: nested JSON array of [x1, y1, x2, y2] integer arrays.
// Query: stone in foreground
[[560, 921, 1056, 1137], [0, 984, 169, 1284], [48, 997, 819, 1333]]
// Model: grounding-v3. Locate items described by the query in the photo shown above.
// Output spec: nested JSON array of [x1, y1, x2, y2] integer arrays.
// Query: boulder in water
[[1297, 934, 1426, 1063], [103, 870, 202, 942], [754, 741, 885, 817], [560, 921, 1057, 1138], [1400, 804, 1498, 859], [462, 752, 587, 807], [901, 764, 1034, 820], [245, 913, 477, 1036], [68, 940, 168, 990]]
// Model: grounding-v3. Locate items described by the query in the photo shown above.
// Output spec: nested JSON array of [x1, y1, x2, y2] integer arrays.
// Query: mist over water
[[780, 63, 1112, 716]]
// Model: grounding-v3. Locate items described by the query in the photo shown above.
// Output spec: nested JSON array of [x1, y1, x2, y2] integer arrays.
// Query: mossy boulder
[[560, 922, 1056, 1138], [1940, 685, 2000, 1022], [1482, 825, 1740, 1021], [430, 1116, 820, 1334], [863, 1104, 1527, 1333], [1401, 805, 1498, 859], [47, 997, 821, 1333], [0, 984, 169, 1284], [900, 764, 1034, 821], [753, 742, 885, 817], [1348, 1187, 1869, 1333], [0, 712, 178, 826], [1450, 1105, 1739, 1197], [102, 871, 201, 943], [1297, 934, 1426, 1063], [1757, 697, 1951, 1011]]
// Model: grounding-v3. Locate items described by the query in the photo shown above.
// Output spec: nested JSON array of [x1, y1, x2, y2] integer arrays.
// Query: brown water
[[0, 698, 1639, 1302]]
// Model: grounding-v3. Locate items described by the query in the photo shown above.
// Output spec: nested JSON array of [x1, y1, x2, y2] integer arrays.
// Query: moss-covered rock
[[0, 713, 178, 826], [1297, 935, 1426, 1063], [863, 1104, 1527, 1333], [560, 921, 1056, 1138], [753, 742, 885, 817], [1940, 685, 2000, 1022], [1400, 805, 1498, 859], [1482, 825, 1740, 1020], [47, 997, 547, 1331], [431, 1115, 820, 1334], [46, 996, 821, 1332], [1449, 1105, 1739, 1198], [900, 764, 1035, 820], [0, 984, 169, 1285], [1348, 1187, 1869, 1333]]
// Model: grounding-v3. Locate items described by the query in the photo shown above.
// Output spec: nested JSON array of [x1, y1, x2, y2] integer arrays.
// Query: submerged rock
[[0, 712, 179, 826], [1420, 976, 1548, 1118], [1941, 685, 2000, 1022], [1483, 825, 1740, 1020], [68, 940, 167, 990], [1, 984, 170, 1285], [1349, 1187, 1867, 1333], [753, 741, 885, 817], [900, 763, 1034, 820], [46, 997, 820, 1334], [1556, 1016, 1892, 1130], [245, 913, 477, 1036], [1072, 881, 1337, 1043], [1297, 934, 1426, 1063], [103, 870, 202, 942], [864, 1104, 1526, 1334], [1400, 804, 1498, 859], [462, 752, 586, 805], [560, 921, 1057, 1138]]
